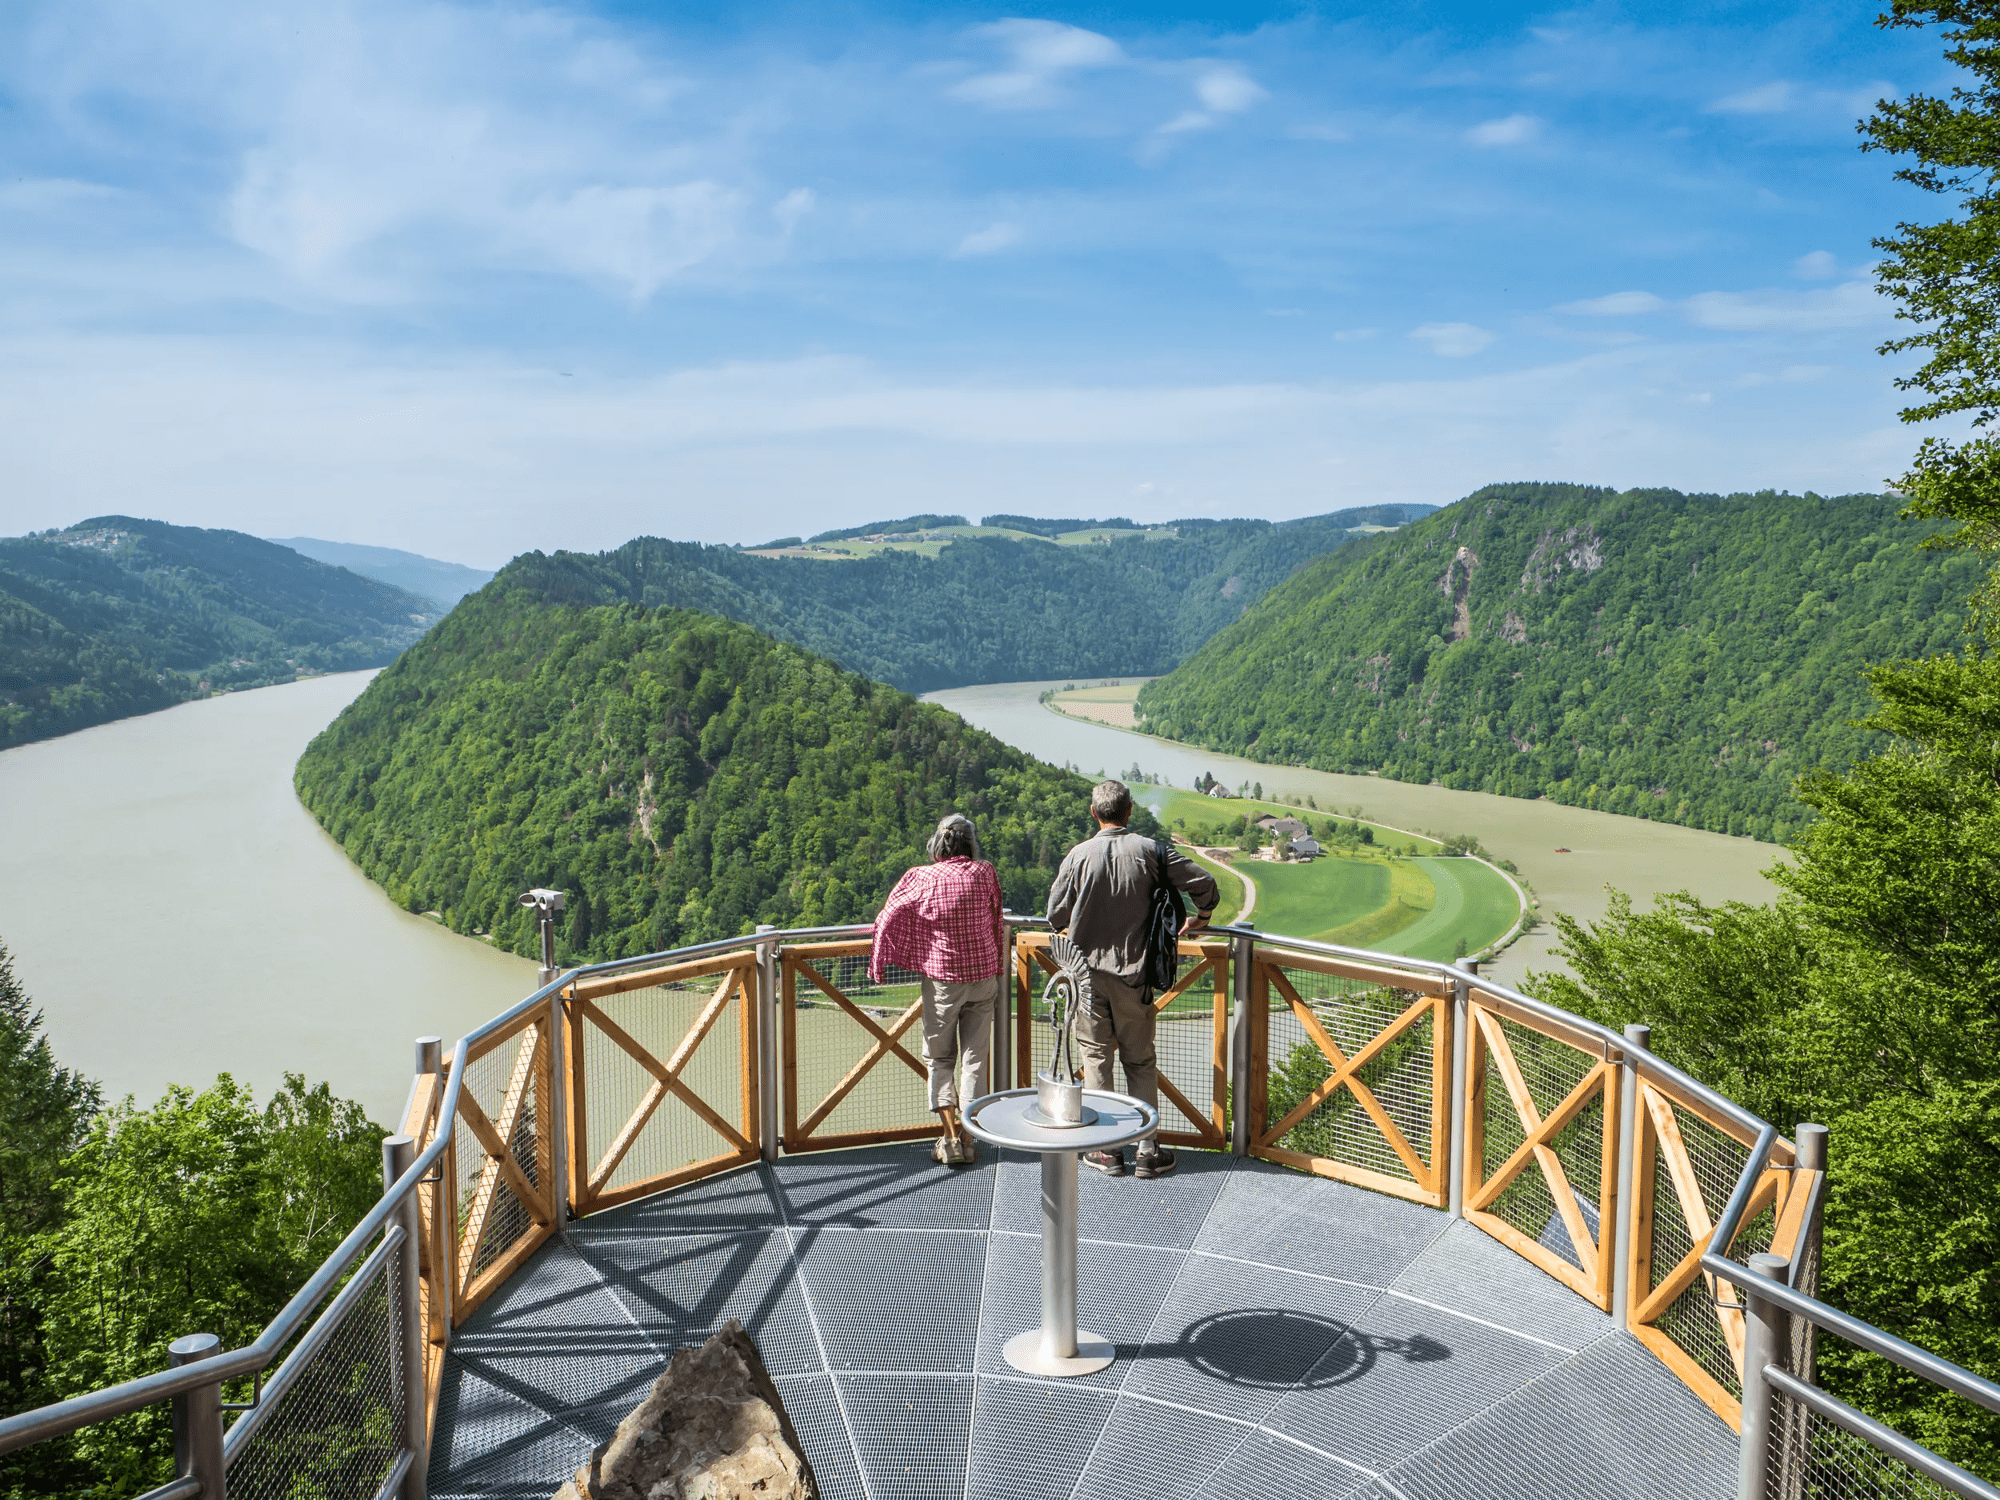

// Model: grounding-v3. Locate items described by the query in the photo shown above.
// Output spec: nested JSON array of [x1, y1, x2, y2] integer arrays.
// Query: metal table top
[[961, 1088, 1156, 1154]]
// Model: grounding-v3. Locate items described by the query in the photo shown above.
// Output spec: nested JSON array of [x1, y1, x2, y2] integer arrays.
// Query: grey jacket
[[1046, 826, 1219, 983]]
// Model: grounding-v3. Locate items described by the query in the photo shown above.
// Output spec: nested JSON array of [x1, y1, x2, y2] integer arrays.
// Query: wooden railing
[[387, 924, 1831, 1445]]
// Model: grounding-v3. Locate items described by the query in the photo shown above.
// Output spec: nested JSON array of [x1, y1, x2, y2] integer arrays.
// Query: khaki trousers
[[920, 975, 997, 1111], [1075, 969, 1158, 1137]]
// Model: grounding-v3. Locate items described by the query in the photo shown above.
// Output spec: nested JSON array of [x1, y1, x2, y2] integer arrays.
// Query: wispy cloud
[[1710, 81, 1794, 114], [1558, 291, 1668, 316], [1552, 280, 1887, 333], [1465, 114, 1540, 147], [950, 19, 1123, 110], [953, 222, 1020, 258], [1412, 322, 1494, 357], [1793, 250, 1838, 279]]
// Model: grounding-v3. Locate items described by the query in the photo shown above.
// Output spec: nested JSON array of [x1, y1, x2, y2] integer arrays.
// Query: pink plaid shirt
[[869, 857, 1002, 983]]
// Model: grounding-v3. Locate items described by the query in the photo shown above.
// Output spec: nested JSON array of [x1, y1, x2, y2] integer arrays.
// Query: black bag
[[1144, 839, 1187, 993]]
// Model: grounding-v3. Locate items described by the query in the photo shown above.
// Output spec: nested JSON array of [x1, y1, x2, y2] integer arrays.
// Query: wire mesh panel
[[1766, 1392, 1958, 1500], [566, 952, 758, 1214], [1627, 1075, 1798, 1428], [1250, 952, 1450, 1207], [784, 942, 939, 1151], [1463, 999, 1618, 1308], [225, 1234, 409, 1500], [1013, 934, 1227, 1148], [450, 1011, 557, 1322]]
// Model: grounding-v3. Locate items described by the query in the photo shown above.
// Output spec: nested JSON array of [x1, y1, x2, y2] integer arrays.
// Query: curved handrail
[[2, 916, 1994, 1482]]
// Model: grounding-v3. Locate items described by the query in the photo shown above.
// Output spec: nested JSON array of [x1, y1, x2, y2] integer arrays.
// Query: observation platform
[[428, 1143, 1735, 1500]]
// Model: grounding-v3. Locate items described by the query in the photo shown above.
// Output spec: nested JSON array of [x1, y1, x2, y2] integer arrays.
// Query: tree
[[1866, 1, 2000, 621], [0, 943, 100, 1499]]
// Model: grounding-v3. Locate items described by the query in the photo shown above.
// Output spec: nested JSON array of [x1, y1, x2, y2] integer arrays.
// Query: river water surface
[[0, 673, 536, 1125], [0, 671, 1784, 1125], [924, 679, 1781, 988]]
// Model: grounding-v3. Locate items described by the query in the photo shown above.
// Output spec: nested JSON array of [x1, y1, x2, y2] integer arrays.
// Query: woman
[[870, 813, 1003, 1166]]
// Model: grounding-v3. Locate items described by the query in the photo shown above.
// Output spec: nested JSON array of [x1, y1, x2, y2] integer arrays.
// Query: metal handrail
[[1760, 1365, 2000, 1500], [2, 916, 1992, 1498]]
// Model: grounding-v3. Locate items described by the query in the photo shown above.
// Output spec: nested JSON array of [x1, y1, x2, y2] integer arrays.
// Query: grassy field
[[1136, 785, 1521, 959], [1182, 847, 1246, 926]]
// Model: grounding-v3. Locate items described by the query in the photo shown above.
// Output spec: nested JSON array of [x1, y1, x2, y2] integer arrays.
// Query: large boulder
[[554, 1319, 818, 1500]]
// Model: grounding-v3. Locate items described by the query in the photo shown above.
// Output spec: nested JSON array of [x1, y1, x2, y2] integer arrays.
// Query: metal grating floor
[[428, 1147, 1736, 1499]]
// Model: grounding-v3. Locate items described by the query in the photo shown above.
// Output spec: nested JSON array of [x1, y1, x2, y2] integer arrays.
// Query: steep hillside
[[0, 518, 439, 748], [495, 504, 1429, 694], [1135, 484, 1981, 841], [295, 585, 1146, 960]]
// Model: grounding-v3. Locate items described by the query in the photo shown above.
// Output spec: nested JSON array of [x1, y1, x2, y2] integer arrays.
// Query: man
[[871, 813, 1004, 1167], [1046, 780, 1218, 1179]]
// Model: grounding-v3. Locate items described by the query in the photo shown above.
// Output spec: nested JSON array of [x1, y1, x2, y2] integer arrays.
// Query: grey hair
[[1090, 779, 1132, 824], [928, 813, 980, 862]]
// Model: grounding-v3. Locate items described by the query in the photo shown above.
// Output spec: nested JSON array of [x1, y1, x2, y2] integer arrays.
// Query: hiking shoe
[[1133, 1146, 1177, 1180], [1082, 1149, 1127, 1177]]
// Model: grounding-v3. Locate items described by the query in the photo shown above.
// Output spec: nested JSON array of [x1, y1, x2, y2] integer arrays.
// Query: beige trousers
[[1075, 969, 1158, 1136], [919, 975, 997, 1111]]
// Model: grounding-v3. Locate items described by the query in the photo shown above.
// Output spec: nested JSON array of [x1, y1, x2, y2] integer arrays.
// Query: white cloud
[[954, 221, 1020, 258], [775, 189, 816, 235], [952, 19, 1123, 110], [1793, 250, 1838, 280], [1411, 322, 1494, 357], [1465, 114, 1540, 147], [1194, 66, 1265, 115], [1682, 280, 1884, 333], [1557, 291, 1667, 316], [1709, 81, 1794, 114]]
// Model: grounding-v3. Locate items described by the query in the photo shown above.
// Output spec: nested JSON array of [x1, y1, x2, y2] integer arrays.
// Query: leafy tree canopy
[[0, 518, 439, 750], [1136, 484, 1977, 841], [295, 589, 1156, 962]]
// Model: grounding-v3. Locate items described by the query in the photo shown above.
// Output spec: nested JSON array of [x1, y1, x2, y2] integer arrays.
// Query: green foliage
[[1137, 484, 1980, 841], [0, 518, 439, 750], [0, 944, 101, 1500], [492, 504, 1429, 696], [1527, 653, 2000, 1471], [1863, 3, 2000, 625], [807, 514, 967, 543], [295, 591, 1158, 961]]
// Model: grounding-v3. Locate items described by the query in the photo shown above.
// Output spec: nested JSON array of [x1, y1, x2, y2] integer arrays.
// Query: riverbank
[[927, 678, 1780, 989]]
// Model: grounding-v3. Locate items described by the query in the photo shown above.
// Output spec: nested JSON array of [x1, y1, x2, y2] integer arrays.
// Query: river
[[923, 679, 1780, 988], [0, 673, 537, 1126], [0, 670, 1779, 1125]]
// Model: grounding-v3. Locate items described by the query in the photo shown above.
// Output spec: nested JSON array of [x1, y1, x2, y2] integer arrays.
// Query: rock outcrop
[[554, 1320, 818, 1500]]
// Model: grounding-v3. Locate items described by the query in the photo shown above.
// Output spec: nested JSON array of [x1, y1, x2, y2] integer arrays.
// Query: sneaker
[[949, 1137, 977, 1168], [1133, 1146, 1177, 1180], [931, 1135, 953, 1166], [1082, 1149, 1126, 1177]]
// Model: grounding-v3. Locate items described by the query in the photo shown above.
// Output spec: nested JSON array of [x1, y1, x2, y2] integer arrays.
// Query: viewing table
[[961, 1085, 1157, 1377]]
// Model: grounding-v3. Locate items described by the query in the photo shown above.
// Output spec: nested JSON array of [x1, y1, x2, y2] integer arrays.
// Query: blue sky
[[0, 0, 1957, 565]]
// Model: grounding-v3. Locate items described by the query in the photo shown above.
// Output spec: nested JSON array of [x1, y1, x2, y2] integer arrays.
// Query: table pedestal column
[[1003, 1150, 1114, 1376]]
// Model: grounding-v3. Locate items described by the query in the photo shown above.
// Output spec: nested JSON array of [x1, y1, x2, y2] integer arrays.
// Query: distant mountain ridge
[[489, 503, 1432, 693], [272, 538, 494, 608], [0, 517, 440, 749], [1135, 484, 1982, 842]]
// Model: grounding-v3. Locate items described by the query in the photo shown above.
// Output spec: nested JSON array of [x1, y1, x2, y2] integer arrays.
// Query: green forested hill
[[0, 518, 440, 748], [1136, 484, 1981, 841], [294, 582, 1145, 960], [498, 504, 1429, 693]]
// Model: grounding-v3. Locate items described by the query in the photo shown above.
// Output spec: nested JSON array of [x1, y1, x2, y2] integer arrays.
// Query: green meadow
[[1137, 786, 1522, 961]]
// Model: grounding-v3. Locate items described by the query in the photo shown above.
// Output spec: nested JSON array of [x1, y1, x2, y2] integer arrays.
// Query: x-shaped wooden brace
[[1257, 967, 1434, 1187], [1629, 1082, 1785, 1380], [794, 959, 928, 1139], [574, 967, 752, 1197], [456, 1020, 551, 1285], [1466, 1006, 1606, 1280]]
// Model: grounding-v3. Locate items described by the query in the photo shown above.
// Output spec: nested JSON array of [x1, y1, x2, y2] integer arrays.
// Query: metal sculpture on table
[[962, 933, 1157, 1376]]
